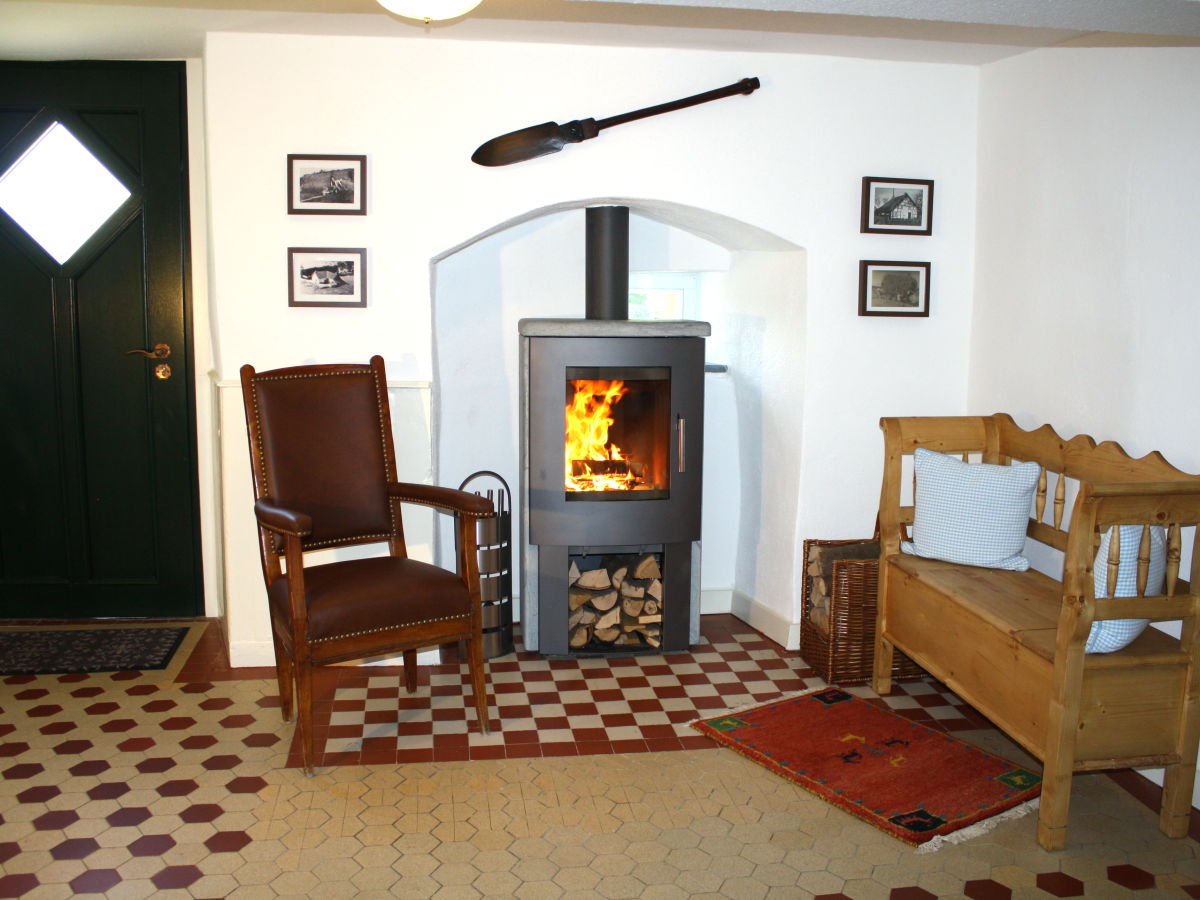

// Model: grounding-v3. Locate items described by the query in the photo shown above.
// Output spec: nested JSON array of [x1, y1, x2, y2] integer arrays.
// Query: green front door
[[0, 61, 201, 618]]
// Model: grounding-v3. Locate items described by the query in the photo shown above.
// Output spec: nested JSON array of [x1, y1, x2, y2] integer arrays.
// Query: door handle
[[126, 342, 171, 359], [677, 415, 686, 473]]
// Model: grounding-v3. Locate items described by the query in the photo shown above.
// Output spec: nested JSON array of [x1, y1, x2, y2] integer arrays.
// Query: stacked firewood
[[805, 540, 879, 635], [568, 554, 663, 649]]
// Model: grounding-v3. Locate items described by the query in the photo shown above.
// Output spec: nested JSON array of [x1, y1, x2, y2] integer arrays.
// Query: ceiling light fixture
[[376, 0, 482, 22]]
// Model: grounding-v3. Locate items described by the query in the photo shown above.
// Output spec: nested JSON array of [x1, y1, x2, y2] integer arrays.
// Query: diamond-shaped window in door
[[0, 121, 132, 265]]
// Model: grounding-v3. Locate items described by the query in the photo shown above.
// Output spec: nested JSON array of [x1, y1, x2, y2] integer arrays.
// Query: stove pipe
[[585, 206, 629, 320]]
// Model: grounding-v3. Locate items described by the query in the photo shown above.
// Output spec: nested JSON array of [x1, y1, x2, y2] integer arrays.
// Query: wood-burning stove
[[518, 207, 709, 655]]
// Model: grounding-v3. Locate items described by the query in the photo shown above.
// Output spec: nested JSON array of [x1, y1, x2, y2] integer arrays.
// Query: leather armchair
[[240, 356, 493, 773]]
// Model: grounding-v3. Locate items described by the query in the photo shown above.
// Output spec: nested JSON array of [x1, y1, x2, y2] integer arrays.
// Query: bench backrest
[[878, 413, 1200, 600]]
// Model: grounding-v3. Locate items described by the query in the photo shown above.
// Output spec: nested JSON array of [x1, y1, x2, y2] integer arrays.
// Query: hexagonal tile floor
[[0, 614, 1198, 899]]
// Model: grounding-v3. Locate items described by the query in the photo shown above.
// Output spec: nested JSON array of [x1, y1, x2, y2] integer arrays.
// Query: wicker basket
[[800, 538, 926, 685]]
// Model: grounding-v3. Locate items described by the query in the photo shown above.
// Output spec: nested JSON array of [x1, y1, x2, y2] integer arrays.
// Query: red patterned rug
[[691, 687, 1041, 848]]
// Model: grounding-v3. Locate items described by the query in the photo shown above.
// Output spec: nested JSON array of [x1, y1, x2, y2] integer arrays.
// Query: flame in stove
[[565, 379, 637, 491]]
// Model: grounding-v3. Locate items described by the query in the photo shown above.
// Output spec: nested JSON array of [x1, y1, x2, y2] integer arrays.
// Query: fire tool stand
[[459, 471, 514, 659]]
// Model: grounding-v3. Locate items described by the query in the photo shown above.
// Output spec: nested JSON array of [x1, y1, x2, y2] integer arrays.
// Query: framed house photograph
[[858, 260, 930, 317], [288, 247, 367, 307], [287, 154, 367, 215], [860, 176, 933, 235]]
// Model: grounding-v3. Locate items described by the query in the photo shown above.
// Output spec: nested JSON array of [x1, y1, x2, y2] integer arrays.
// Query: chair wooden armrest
[[254, 498, 313, 536], [387, 482, 494, 518]]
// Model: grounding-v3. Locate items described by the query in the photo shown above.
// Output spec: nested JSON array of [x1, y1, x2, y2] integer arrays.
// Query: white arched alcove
[[431, 198, 807, 648]]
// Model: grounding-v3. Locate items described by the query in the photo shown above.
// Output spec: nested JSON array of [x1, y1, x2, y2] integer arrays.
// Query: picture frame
[[287, 154, 367, 215], [858, 260, 930, 317], [288, 247, 367, 308], [860, 176, 933, 235]]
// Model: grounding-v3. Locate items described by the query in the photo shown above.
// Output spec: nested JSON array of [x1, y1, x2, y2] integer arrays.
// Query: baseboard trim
[[228, 639, 275, 668], [729, 590, 799, 650], [1106, 769, 1200, 842], [701, 587, 733, 615]]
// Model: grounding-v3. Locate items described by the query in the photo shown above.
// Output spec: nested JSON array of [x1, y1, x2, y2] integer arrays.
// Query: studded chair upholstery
[[240, 356, 493, 773]]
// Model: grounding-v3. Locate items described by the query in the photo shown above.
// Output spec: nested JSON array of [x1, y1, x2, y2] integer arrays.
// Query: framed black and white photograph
[[288, 247, 367, 307], [287, 154, 367, 215], [860, 176, 933, 235], [858, 260, 930, 317]]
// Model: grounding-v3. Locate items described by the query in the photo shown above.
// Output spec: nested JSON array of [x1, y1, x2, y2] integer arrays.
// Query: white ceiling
[[3, 0, 1200, 64]]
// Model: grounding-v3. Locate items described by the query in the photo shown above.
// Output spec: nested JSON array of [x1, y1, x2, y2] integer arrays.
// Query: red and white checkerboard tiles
[[310, 616, 992, 769]]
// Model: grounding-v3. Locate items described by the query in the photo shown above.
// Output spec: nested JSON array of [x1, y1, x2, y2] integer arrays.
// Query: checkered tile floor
[[309, 616, 992, 768]]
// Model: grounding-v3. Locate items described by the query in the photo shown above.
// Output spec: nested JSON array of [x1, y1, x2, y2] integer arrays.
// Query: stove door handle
[[677, 415, 686, 473]]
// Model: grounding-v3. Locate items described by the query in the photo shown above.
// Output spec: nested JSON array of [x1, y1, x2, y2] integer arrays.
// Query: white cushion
[[901, 448, 1040, 571], [1085, 525, 1166, 653]]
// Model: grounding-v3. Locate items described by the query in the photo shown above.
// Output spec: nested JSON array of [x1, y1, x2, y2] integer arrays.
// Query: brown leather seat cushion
[[268, 556, 470, 643]]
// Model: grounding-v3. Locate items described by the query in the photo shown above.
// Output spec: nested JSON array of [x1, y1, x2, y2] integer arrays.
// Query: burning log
[[570, 459, 644, 480]]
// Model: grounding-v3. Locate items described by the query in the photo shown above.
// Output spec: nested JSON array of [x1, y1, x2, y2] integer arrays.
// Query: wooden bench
[[871, 413, 1200, 850]]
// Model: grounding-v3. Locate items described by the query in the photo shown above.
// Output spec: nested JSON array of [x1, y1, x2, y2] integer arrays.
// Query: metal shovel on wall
[[471, 76, 761, 167]]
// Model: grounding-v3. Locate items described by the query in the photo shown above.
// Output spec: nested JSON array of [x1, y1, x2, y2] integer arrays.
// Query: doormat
[[691, 687, 1041, 850], [0, 625, 191, 675]]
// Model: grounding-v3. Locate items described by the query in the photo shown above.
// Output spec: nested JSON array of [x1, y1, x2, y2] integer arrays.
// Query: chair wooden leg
[[467, 632, 490, 735], [296, 662, 316, 776], [402, 649, 418, 693], [271, 631, 295, 722]]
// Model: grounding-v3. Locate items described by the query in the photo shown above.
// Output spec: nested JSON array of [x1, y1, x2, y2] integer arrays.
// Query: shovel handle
[[596, 77, 760, 132]]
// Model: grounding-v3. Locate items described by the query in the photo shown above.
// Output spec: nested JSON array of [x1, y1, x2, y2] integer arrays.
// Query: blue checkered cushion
[[901, 448, 1040, 571], [1085, 525, 1166, 653]]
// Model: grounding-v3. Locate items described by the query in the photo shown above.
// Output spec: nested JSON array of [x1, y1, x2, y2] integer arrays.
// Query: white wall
[[204, 32, 979, 658], [971, 46, 1200, 800], [971, 47, 1200, 463]]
